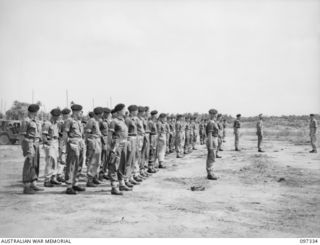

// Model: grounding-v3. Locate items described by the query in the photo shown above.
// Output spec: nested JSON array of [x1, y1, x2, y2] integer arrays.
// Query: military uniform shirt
[[157, 121, 166, 136], [137, 116, 145, 135], [310, 119, 318, 135], [64, 117, 84, 139], [143, 117, 150, 133], [233, 119, 241, 129], [42, 119, 59, 140], [148, 119, 158, 135], [206, 120, 219, 137], [125, 116, 138, 136], [85, 118, 102, 138], [99, 119, 109, 136], [109, 117, 128, 140], [20, 117, 41, 139], [256, 120, 263, 135], [217, 122, 223, 137]]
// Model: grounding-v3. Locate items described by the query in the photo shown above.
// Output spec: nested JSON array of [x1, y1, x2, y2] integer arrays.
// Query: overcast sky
[[0, 0, 319, 116]]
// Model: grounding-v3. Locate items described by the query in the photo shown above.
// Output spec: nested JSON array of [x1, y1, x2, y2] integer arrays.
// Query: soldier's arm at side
[[62, 119, 70, 144], [19, 119, 28, 142], [206, 122, 214, 149], [42, 121, 50, 145]]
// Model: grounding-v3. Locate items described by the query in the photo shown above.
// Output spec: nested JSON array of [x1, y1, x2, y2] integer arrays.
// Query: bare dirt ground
[[0, 129, 319, 238]]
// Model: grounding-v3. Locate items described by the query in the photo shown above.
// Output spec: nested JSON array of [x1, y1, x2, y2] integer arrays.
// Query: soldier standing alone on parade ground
[[42, 108, 62, 187], [256, 114, 264, 152], [206, 109, 219, 180], [309, 114, 318, 153], [20, 104, 43, 194], [63, 104, 86, 195], [233, 114, 241, 151]]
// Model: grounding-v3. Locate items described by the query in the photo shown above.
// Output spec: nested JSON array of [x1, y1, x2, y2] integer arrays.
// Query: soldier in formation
[[233, 114, 241, 151], [256, 114, 264, 152], [20, 102, 318, 195], [309, 114, 318, 153]]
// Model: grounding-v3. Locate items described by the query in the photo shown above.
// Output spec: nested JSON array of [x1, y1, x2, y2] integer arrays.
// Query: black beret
[[94, 107, 104, 115], [310, 114, 314, 117], [71, 104, 82, 111], [61, 108, 71, 115], [28, 104, 40, 113], [114, 103, 125, 113], [159, 113, 167, 118], [88, 112, 94, 118], [150, 110, 158, 115], [128, 105, 138, 112], [209, 109, 218, 115], [138, 106, 145, 112], [50, 108, 61, 117], [103, 107, 111, 114], [236, 114, 241, 117]]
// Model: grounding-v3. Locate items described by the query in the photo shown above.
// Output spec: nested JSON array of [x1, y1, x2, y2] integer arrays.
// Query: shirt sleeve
[[20, 119, 28, 135], [206, 121, 213, 133], [109, 120, 115, 133], [42, 121, 50, 135], [85, 119, 93, 133], [63, 119, 71, 133]]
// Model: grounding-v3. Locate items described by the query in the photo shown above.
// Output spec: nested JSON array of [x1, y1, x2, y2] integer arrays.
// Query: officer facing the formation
[[63, 104, 86, 194], [20, 104, 43, 194], [206, 109, 219, 180], [233, 114, 241, 151], [85, 107, 103, 187], [309, 114, 318, 153], [256, 114, 264, 152], [42, 108, 62, 187]]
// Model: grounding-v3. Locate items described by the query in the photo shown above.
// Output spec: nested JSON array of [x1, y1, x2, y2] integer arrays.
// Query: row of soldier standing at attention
[[20, 104, 318, 194]]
